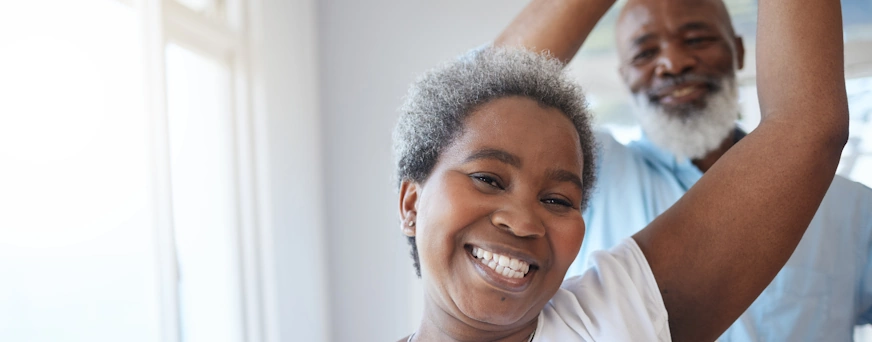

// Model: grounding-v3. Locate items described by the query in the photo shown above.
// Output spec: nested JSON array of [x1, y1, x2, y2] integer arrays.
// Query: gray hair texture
[[393, 46, 597, 277]]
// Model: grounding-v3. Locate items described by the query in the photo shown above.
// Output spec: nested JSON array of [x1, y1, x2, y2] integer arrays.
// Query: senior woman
[[392, 0, 848, 340]]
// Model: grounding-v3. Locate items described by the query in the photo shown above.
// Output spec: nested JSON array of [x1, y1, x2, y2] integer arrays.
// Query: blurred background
[[0, 0, 869, 341]]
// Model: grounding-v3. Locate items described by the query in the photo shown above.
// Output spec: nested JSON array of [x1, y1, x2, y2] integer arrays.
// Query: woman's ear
[[399, 180, 419, 237]]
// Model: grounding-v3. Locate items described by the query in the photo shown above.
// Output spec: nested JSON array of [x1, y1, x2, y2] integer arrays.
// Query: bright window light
[[165, 42, 243, 342], [0, 1, 159, 341]]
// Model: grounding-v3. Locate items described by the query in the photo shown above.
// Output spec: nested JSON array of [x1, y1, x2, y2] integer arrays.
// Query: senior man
[[496, 0, 872, 340]]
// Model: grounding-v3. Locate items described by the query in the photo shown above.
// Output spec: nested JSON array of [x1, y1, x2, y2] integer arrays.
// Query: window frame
[[138, 0, 271, 341]]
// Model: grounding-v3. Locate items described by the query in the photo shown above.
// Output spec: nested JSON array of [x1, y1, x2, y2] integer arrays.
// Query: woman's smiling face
[[400, 96, 586, 331]]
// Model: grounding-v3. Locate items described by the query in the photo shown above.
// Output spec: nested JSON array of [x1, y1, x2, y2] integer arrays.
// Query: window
[[736, 76, 872, 188], [165, 42, 243, 342], [0, 0, 267, 341], [842, 77, 872, 187]]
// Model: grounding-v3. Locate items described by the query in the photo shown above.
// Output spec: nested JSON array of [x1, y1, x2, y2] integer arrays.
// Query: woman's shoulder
[[560, 238, 660, 302], [536, 238, 671, 341]]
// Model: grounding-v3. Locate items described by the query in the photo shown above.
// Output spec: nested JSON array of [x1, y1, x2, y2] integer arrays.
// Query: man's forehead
[[616, 0, 733, 46]]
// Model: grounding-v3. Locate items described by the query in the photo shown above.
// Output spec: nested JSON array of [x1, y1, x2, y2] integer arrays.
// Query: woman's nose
[[490, 201, 546, 238]]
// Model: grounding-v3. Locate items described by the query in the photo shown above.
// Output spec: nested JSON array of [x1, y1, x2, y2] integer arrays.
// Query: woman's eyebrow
[[546, 168, 583, 190], [464, 148, 522, 168]]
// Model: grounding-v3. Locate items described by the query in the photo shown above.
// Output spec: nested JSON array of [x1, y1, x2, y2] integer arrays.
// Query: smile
[[670, 86, 697, 98], [656, 83, 710, 105], [472, 246, 531, 279]]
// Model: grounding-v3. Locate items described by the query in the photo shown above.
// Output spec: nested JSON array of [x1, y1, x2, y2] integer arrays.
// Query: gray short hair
[[393, 46, 597, 276]]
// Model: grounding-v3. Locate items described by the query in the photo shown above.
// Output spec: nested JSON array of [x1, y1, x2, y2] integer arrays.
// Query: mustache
[[645, 74, 722, 103]]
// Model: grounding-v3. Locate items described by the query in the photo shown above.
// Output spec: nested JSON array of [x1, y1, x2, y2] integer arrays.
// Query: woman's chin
[[458, 302, 537, 327]]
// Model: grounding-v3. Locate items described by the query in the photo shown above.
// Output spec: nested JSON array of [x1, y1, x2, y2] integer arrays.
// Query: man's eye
[[686, 37, 714, 46], [473, 175, 503, 190], [632, 49, 656, 63]]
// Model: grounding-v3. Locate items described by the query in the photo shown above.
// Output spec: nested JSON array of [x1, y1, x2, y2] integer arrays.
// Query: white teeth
[[498, 255, 510, 267], [471, 246, 531, 277], [502, 267, 512, 277], [671, 86, 695, 97]]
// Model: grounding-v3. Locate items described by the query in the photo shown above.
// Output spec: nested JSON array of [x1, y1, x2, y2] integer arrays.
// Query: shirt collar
[[628, 127, 746, 190]]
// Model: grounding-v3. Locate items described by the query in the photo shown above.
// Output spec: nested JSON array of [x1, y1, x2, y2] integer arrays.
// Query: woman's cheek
[[552, 219, 586, 269]]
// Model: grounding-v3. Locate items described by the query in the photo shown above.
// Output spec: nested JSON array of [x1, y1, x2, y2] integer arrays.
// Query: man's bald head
[[617, 0, 735, 39], [616, 0, 739, 67]]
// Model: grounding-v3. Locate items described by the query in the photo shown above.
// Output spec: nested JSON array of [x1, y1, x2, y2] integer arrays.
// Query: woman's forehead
[[444, 97, 584, 169]]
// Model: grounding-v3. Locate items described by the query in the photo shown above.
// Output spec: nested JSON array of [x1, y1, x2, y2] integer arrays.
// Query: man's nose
[[655, 43, 697, 78]]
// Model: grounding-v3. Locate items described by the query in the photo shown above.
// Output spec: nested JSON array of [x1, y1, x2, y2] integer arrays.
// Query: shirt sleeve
[[855, 185, 872, 325], [553, 238, 671, 341], [459, 42, 492, 62]]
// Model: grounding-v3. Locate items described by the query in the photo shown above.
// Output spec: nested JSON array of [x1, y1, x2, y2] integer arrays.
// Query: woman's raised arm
[[632, 0, 849, 340]]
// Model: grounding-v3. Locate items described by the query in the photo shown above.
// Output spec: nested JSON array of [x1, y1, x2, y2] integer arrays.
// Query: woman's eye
[[542, 198, 573, 208], [473, 175, 503, 190]]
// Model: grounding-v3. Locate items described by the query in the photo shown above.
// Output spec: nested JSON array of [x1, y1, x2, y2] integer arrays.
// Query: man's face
[[616, 0, 743, 117], [615, 0, 745, 159]]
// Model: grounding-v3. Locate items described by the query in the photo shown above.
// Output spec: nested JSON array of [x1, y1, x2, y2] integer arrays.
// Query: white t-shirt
[[532, 238, 671, 341]]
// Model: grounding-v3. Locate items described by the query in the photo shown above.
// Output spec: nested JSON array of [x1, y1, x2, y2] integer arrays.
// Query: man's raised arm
[[495, 0, 615, 63]]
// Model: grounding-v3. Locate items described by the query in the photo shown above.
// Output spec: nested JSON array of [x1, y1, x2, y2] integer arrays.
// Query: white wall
[[255, 0, 329, 341], [316, 1, 526, 341]]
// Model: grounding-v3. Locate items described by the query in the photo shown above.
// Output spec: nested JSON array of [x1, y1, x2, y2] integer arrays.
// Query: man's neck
[[691, 128, 744, 173]]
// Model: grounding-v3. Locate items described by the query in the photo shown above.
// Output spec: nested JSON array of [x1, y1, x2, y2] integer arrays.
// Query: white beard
[[632, 78, 739, 160]]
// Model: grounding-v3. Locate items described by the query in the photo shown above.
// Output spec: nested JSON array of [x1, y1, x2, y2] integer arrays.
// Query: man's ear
[[735, 36, 745, 70], [399, 180, 419, 237]]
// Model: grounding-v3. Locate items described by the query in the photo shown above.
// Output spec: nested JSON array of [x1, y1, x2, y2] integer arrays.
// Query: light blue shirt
[[567, 129, 872, 341]]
